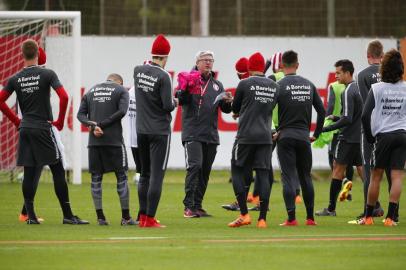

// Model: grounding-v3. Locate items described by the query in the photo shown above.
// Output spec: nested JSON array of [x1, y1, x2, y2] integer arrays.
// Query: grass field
[[0, 170, 405, 270]]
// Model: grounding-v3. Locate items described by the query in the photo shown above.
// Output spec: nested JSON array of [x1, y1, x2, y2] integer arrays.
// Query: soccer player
[[316, 60, 363, 217], [0, 39, 88, 225], [221, 57, 257, 212], [267, 51, 303, 205], [177, 50, 232, 218], [133, 34, 176, 228], [77, 73, 135, 226], [359, 49, 406, 226], [276, 50, 325, 226], [18, 46, 47, 223], [228, 52, 279, 228], [326, 80, 354, 201], [355, 40, 389, 220]]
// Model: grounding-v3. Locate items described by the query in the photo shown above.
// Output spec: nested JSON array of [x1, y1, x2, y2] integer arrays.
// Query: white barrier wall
[[65, 37, 397, 170]]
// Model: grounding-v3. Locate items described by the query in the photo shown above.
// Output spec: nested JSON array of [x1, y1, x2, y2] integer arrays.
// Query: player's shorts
[[231, 142, 272, 169], [372, 132, 406, 170], [334, 140, 362, 166], [17, 127, 61, 167], [89, 145, 128, 174]]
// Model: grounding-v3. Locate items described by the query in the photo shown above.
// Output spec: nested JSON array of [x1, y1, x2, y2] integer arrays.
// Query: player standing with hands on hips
[[0, 39, 88, 225]]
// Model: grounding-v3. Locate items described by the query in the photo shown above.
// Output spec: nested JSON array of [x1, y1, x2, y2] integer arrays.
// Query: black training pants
[[183, 141, 217, 210], [277, 138, 314, 212], [137, 133, 171, 217]]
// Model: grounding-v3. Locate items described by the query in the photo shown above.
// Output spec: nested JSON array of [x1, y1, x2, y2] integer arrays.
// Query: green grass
[[0, 170, 405, 270]]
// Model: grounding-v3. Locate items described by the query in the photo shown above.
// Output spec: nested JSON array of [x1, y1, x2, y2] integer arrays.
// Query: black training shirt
[[133, 63, 175, 135], [5, 66, 62, 130], [232, 75, 279, 144], [323, 81, 362, 143], [77, 81, 129, 147], [277, 74, 325, 141]]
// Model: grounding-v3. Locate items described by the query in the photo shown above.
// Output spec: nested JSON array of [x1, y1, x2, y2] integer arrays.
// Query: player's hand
[[222, 92, 233, 103], [232, 113, 239, 120], [327, 115, 335, 120], [87, 121, 97, 131], [309, 136, 316, 142], [173, 98, 179, 107], [272, 132, 279, 141], [51, 120, 64, 131], [93, 126, 103, 137]]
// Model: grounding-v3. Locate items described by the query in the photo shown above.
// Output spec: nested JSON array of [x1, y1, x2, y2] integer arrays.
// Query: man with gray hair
[[176, 50, 232, 218]]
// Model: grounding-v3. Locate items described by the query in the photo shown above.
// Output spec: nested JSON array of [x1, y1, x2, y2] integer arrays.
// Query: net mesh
[[0, 17, 75, 182]]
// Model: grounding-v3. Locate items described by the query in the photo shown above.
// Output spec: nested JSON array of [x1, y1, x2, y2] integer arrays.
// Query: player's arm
[[312, 86, 326, 138], [49, 71, 68, 131], [231, 80, 244, 114], [356, 72, 367, 103], [76, 95, 95, 127], [52, 86, 69, 131], [0, 90, 20, 127], [175, 88, 191, 106], [218, 83, 232, 113], [175, 72, 192, 106], [98, 89, 129, 129], [323, 88, 353, 132], [160, 73, 175, 112], [326, 84, 335, 116], [361, 90, 375, 144]]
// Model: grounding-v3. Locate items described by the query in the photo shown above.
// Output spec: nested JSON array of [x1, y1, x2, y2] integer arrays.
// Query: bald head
[[107, 73, 123, 85]]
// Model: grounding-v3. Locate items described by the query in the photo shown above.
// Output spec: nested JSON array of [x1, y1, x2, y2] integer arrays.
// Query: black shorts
[[231, 142, 272, 169], [372, 132, 406, 170], [17, 127, 61, 167], [334, 140, 362, 167], [89, 145, 128, 174]]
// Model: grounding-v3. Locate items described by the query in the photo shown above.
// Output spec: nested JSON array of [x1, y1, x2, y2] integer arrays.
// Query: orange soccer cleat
[[256, 219, 267, 228], [295, 195, 302, 204], [19, 214, 44, 223], [228, 214, 252, 228], [383, 218, 397, 227], [358, 216, 374, 225]]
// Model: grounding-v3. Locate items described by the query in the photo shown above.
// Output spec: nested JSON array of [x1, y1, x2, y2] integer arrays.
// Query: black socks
[[328, 179, 342, 212]]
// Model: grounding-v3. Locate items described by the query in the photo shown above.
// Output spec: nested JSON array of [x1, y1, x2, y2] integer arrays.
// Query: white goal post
[[0, 11, 82, 184]]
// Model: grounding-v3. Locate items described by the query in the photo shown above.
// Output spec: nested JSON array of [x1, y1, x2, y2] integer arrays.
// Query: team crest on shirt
[[213, 83, 219, 91]]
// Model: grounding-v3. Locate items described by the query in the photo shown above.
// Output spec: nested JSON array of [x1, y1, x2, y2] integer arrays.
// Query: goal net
[[0, 11, 82, 184]]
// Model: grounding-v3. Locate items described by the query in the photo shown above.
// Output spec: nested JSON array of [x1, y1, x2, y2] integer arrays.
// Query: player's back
[[133, 63, 174, 135], [356, 64, 380, 102], [277, 74, 317, 138], [83, 81, 128, 146], [233, 75, 279, 144], [6, 66, 61, 129]]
